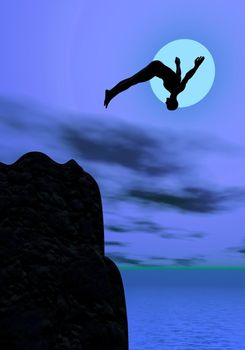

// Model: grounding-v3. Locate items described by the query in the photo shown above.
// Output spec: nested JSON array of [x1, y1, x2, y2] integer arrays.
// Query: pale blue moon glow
[[150, 39, 216, 108]]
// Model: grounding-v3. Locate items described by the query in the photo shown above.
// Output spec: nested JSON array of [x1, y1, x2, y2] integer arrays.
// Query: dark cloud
[[106, 220, 207, 240], [189, 232, 206, 239], [60, 119, 184, 176], [227, 242, 245, 256], [173, 257, 206, 267], [160, 233, 178, 239], [0, 97, 33, 129], [105, 221, 162, 236], [126, 186, 245, 213], [160, 232, 190, 240], [106, 253, 142, 266], [149, 256, 169, 261], [105, 241, 128, 247], [150, 256, 206, 266], [160, 230, 206, 240], [106, 225, 128, 233], [134, 221, 207, 239], [0, 97, 57, 132], [131, 220, 161, 233], [176, 131, 242, 155]]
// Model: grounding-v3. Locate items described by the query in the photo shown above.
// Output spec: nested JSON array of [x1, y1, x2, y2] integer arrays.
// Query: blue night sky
[[1, 0, 245, 268]]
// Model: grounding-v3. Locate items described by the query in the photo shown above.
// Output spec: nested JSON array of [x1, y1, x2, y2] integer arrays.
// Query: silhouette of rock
[[0, 152, 128, 350]]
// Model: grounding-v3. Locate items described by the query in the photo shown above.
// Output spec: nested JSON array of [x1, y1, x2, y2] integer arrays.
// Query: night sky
[[1, 0, 245, 268]]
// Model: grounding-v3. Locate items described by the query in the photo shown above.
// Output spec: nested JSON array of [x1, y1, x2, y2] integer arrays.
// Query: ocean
[[120, 269, 245, 350]]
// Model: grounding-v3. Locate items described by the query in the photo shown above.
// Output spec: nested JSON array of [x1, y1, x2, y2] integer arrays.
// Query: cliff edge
[[0, 152, 128, 350]]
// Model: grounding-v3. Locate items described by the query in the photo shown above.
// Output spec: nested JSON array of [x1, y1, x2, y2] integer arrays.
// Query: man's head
[[166, 96, 178, 111]]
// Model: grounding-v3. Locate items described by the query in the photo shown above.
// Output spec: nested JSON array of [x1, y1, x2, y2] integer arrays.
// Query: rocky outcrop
[[0, 152, 128, 350]]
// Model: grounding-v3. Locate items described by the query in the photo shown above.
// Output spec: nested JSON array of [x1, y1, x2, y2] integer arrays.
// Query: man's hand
[[175, 57, 180, 65], [194, 56, 205, 68]]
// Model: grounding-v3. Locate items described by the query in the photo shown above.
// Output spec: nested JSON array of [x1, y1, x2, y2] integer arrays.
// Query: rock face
[[0, 152, 128, 350]]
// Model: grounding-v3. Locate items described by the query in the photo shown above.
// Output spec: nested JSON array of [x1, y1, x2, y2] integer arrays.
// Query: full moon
[[150, 39, 215, 108]]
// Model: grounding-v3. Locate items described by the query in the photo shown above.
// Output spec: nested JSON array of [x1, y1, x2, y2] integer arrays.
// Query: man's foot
[[104, 89, 112, 108]]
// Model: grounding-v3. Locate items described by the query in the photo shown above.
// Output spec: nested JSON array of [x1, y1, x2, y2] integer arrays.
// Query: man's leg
[[104, 60, 164, 107]]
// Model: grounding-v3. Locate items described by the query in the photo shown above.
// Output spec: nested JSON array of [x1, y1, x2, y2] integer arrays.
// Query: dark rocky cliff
[[0, 152, 128, 350]]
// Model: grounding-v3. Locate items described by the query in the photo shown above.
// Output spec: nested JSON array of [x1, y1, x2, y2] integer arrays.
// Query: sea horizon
[[120, 268, 245, 289]]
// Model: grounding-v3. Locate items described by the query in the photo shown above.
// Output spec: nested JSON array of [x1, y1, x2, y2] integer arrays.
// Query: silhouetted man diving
[[104, 56, 205, 111]]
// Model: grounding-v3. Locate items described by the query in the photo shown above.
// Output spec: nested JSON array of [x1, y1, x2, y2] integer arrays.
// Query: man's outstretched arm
[[175, 57, 181, 81], [179, 56, 205, 91]]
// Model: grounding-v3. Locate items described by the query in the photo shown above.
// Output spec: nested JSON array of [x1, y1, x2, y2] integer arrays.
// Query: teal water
[[121, 270, 245, 350]]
